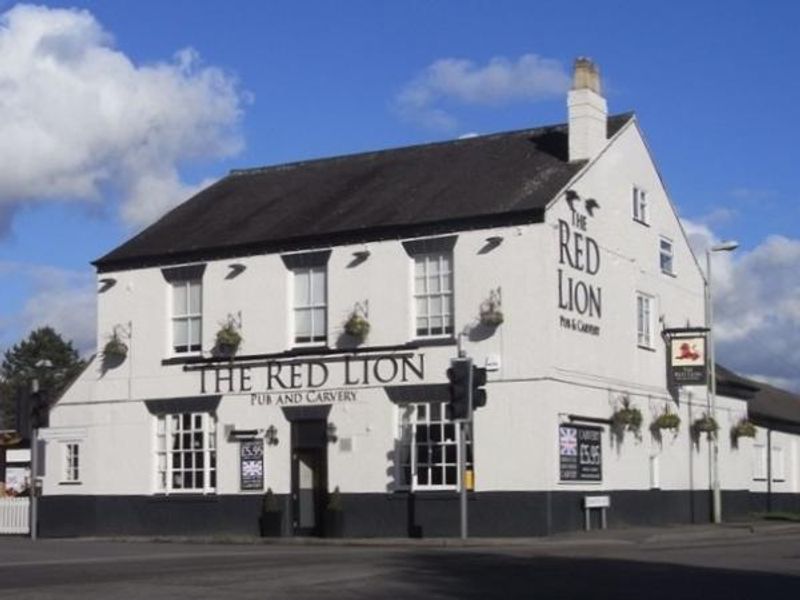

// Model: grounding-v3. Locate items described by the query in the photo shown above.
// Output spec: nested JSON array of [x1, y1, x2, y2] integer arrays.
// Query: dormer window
[[633, 186, 648, 225]]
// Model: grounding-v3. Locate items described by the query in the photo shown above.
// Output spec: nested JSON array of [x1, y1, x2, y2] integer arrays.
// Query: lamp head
[[710, 240, 739, 253]]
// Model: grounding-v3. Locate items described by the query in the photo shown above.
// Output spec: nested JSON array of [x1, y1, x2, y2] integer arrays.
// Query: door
[[291, 420, 328, 536]]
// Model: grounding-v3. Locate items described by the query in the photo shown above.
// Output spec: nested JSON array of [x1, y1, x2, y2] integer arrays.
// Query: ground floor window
[[397, 401, 472, 491], [62, 442, 80, 483], [156, 412, 217, 493]]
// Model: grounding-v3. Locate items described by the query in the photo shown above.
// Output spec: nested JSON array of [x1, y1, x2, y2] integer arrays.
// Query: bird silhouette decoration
[[564, 189, 601, 217], [584, 198, 600, 216]]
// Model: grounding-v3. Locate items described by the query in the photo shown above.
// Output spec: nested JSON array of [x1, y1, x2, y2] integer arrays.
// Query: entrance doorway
[[291, 420, 328, 536]]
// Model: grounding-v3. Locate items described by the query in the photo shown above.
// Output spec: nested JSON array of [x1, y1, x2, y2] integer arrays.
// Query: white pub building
[[39, 59, 799, 537]]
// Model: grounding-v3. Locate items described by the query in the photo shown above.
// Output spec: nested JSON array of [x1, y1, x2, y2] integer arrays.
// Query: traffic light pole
[[30, 427, 38, 541], [460, 365, 472, 540]]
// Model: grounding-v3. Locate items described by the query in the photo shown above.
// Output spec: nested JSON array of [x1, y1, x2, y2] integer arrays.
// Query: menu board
[[559, 424, 602, 481]]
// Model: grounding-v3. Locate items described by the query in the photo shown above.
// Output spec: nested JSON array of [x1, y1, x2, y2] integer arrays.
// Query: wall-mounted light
[[226, 263, 246, 280], [265, 425, 279, 446], [326, 422, 338, 444]]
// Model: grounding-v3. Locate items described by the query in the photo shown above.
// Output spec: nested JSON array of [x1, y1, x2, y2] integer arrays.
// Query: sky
[[0, 1, 798, 390]]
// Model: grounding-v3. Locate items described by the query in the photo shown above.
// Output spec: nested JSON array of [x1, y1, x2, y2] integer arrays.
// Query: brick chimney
[[568, 57, 608, 162]]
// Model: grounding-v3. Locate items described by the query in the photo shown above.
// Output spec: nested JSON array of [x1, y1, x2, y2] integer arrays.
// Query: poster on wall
[[669, 336, 707, 386], [559, 424, 602, 481], [240, 439, 264, 491]]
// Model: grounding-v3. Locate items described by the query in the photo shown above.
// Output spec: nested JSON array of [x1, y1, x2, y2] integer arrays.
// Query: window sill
[[149, 493, 219, 503], [637, 344, 657, 353], [390, 489, 474, 499], [410, 337, 457, 348], [661, 270, 677, 278], [58, 481, 82, 486], [633, 218, 650, 227]]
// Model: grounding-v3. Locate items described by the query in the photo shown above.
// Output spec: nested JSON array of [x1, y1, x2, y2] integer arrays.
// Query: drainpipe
[[766, 428, 772, 513]]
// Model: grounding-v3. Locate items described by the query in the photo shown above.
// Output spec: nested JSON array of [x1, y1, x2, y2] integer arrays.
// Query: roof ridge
[[228, 113, 634, 178]]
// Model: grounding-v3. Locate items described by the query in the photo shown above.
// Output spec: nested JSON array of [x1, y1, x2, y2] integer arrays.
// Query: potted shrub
[[324, 486, 344, 538], [343, 311, 370, 343], [103, 331, 128, 362], [650, 405, 681, 444], [215, 316, 242, 357], [730, 417, 757, 448], [259, 488, 283, 537], [479, 289, 504, 327], [611, 396, 643, 444]]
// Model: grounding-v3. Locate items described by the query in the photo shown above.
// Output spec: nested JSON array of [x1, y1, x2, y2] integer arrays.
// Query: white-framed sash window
[[171, 279, 202, 354], [156, 412, 217, 494], [633, 186, 648, 224], [62, 442, 81, 483], [293, 265, 327, 345], [660, 237, 675, 275], [397, 401, 471, 491], [413, 252, 454, 338], [637, 292, 654, 348]]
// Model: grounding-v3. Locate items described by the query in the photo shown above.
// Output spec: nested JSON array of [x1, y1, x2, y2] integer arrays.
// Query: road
[[0, 524, 799, 599]]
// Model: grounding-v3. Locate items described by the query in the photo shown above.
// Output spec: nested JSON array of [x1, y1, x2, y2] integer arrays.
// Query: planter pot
[[259, 511, 283, 537], [324, 510, 344, 538], [217, 342, 239, 357]]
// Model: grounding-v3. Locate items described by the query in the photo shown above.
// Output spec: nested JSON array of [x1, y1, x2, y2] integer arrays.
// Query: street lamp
[[29, 359, 53, 541], [706, 241, 738, 525]]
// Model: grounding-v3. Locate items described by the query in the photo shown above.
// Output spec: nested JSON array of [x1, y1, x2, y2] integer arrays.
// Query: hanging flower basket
[[479, 289, 504, 327], [692, 413, 719, 441], [215, 317, 242, 357], [103, 332, 128, 360], [650, 405, 681, 444], [344, 312, 370, 342], [611, 396, 643, 443], [730, 418, 757, 448]]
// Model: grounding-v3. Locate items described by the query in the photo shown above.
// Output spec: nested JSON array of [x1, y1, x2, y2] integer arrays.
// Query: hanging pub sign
[[559, 424, 602, 481], [663, 327, 709, 387], [240, 439, 264, 491]]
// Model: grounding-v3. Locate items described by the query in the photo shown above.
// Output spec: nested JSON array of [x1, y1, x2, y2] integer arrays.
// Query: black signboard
[[240, 439, 264, 490], [559, 424, 602, 481]]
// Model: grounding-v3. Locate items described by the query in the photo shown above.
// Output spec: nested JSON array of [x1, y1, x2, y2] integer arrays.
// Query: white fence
[[0, 498, 30, 534]]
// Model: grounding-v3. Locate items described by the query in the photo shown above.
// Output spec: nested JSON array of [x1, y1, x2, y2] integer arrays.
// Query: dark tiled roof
[[718, 364, 800, 428], [95, 114, 634, 271]]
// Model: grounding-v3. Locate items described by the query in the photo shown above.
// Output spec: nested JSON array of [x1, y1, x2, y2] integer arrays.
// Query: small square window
[[660, 237, 674, 275], [633, 187, 648, 225]]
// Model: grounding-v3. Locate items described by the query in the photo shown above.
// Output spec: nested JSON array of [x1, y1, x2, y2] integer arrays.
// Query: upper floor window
[[172, 279, 202, 354], [660, 237, 674, 275], [293, 265, 327, 344], [156, 412, 217, 494], [397, 401, 472, 491], [633, 186, 648, 225], [162, 264, 206, 356], [636, 292, 654, 348], [414, 252, 454, 337]]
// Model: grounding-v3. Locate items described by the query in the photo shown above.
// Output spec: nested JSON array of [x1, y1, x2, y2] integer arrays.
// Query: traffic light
[[447, 358, 472, 420], [30, 390, 49, 430], [472, 366, 487, 409]]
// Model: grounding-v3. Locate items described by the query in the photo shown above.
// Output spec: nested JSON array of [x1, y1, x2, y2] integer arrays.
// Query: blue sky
[[1, 1, 798, 389]]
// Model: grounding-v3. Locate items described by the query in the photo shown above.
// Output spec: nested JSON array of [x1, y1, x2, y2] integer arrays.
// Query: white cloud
[[0, 4, 246, 230], [396, 53, 570, 130], [682, 218, 800, 392], [0, 262, 96, 356]]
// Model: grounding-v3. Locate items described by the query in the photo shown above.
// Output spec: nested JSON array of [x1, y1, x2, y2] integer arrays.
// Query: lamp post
[[29, 359, 53, 541], [705, 241, 738, 525]]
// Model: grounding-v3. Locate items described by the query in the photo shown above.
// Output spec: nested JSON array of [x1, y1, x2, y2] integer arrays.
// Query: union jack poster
[[240, 439, 264, 490], [559, 425, 602, 481]]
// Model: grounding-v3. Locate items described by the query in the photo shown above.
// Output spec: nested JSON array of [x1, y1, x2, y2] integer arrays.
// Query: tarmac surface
[[0, 520, 798, 599]]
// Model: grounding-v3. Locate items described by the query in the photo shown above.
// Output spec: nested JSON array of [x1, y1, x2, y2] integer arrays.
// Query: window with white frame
[[413, 252, 454, 337], [633, 186, 648, 224], [636, 292, 655, 348], [397, 402, 472, 491], [293, 266, 327, 344], [753, 443, 767, 480], [660, 237, 675, 275], [156, 412, 217, 493], [62, 442, 80, 483], [771, 446, 785, 481], [171, 279, 202, 354]]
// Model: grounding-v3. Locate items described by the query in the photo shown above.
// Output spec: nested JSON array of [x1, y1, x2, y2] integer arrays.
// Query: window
[[293, 266, 327, 344], [660, 237, 674, 275], [171, 279, 202, 354], [63, 442, 80, 483], [414, 252, 454, 337], [633, 186, 648, 224], [753, 443, 767, 480], [636, 292, 654, 348], [397, 402, 472, 491], [156, 412, 217, 494]]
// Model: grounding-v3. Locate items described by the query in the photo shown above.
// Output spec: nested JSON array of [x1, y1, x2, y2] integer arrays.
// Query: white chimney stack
[[568, 57, 608, 162]]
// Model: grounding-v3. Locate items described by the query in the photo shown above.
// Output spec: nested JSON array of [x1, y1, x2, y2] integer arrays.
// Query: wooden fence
[[0, 498, 30, 534]]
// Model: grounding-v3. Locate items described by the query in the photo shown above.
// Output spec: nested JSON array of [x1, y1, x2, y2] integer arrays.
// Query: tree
[[0, 327, 87, 433]]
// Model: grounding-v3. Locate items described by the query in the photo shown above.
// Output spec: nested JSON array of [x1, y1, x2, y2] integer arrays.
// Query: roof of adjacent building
[[94, 113, 634, 271], [717, 364, 800, 429]]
